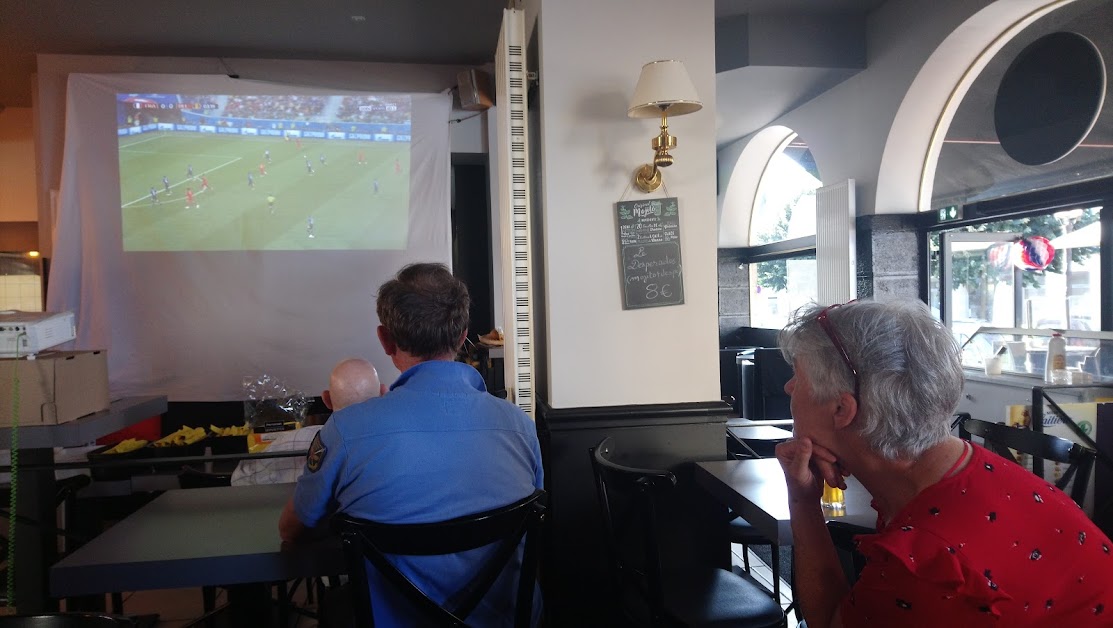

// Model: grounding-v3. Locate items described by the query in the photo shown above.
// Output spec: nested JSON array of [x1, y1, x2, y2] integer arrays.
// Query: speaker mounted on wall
[[994, 31, 1106, 166], [458, 69, 494, 111]]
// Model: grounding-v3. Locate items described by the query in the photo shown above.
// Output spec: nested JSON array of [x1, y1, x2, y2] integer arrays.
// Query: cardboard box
[[0, 350, 109, 426]]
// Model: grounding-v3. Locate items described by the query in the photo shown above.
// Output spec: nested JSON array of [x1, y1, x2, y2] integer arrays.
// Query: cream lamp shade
[[627, 60, 703, 118]]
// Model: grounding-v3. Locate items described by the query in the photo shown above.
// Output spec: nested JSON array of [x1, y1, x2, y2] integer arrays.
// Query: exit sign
[[938, 205, 962, 222]]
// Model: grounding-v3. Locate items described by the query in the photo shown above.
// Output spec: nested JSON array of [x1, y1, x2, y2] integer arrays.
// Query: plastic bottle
[[1044, 332, 1066, 383]]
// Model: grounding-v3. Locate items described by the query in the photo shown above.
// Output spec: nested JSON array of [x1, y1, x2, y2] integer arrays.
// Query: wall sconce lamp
[[628, 60, 702, 193]]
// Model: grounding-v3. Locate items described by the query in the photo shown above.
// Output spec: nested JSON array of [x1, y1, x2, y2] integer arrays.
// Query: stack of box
[[0, 350, 109, 426]]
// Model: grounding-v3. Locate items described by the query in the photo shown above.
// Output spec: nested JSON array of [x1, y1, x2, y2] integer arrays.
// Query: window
[[749, 252, 818, 329], [929, 207, 1101, 342], [0, 253, 44, 312], [747, 134, 821, 328]]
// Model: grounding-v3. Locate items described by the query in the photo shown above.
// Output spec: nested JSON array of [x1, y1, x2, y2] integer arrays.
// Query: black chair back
[[590, 437, 785, 628], [590, 437, 677, 625], [0, 615, 135, 627], [958, 414, 1097, 506], [332, 489, 547, 627]]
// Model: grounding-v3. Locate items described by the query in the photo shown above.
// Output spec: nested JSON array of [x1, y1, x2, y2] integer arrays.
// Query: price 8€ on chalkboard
[[615, 197, 685, 309]]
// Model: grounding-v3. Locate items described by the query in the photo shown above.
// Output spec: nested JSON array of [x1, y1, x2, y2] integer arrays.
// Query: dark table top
[[51, 483, 344, 597], [727, 425, 793, 442], [694, 458, 876, 545]]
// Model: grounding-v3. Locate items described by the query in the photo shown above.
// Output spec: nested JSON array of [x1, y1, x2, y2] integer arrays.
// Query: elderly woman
[[775, 299, 1111, 628]]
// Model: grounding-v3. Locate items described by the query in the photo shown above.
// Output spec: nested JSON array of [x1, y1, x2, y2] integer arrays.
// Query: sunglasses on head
[[814, 302, 859, 400]]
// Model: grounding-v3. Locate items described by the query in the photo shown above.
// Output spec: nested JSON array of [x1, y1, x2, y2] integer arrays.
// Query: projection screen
[[47, 74, 452, 400]]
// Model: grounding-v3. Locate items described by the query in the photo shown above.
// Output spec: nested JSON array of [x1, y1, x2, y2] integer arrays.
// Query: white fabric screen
[[47, 74, 451, 400]]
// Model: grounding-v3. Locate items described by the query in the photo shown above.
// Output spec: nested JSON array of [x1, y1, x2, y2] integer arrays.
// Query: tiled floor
[[731, 543, 801, 628]]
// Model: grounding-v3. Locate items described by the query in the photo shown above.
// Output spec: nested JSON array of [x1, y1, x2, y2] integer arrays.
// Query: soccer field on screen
[[119, 133, 409, 251]]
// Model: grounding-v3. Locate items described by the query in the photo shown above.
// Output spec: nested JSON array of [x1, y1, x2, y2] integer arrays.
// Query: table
[[694, 458, 875, 545], [2, 395, 167, 613], [51, 483, 344, 600], [726, 424, 792, 459]]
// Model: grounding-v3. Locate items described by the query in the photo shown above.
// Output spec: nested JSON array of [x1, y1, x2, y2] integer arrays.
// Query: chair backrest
[[589, 436, 677, 625], [0, 614, 135, 627], [332, 489, 547, 627], [958, 415, 1097, 506], [753, 348, 793, 419]]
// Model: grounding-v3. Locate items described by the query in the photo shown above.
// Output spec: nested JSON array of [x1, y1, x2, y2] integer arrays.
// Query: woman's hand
[[775, 437, 846, 503]]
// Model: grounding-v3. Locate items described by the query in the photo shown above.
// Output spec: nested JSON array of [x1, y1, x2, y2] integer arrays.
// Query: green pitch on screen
[[119, 133, 409, 251]]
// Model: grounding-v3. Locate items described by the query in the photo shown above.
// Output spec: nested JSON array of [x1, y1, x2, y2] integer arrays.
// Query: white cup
[[1051, 369, 1070, 385], [984, 356, 1003, 376]]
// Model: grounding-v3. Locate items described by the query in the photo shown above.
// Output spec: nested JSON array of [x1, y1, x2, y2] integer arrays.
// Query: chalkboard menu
[[615, 197, 684, 309]]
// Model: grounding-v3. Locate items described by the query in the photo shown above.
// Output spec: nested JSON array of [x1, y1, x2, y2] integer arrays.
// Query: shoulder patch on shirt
[[306, 432, 326, 473]]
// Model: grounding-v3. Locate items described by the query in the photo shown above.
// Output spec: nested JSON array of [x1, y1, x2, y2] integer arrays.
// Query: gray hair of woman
[[778, 299, 965, 461]]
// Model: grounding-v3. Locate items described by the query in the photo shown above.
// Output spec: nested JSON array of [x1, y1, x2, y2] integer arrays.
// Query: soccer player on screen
[[200, 176, 212, 194], [319, 153, 327, 166], [267, 194, 276, 214], [394, 158, 402, 175], [305, 157, 314, 176], [186, 187, 196, 209], [357, 150, 366, 166], [187, 164, 194, 179], [373, 180, 379, 195], [264, 149, 272, 164], [248, 172, 255, 190], [306, 216, 315, 239], [163, 175, 171, 195], [149, 187, 159, 205], [259, 162, 267, 177]]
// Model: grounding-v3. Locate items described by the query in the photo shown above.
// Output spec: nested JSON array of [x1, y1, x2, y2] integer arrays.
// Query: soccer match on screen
[[116, 93, 411, 252]]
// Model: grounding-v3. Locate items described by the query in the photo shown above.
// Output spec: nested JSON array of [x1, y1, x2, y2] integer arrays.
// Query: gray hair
[[778, 299, 964, 461]]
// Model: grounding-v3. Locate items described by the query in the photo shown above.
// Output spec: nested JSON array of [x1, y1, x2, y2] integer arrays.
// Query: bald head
[[327, 358, 380, 410]]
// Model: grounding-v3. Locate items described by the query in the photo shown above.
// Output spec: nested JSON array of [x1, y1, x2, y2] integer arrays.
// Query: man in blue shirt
[[279, 263, 543, 626]]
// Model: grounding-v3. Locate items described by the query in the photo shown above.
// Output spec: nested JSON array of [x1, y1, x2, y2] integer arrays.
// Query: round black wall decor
[[994, 31, 1106, 166]]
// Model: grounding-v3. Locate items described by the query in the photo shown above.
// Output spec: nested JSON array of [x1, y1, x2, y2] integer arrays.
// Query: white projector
[[0, 311, 77, 357]]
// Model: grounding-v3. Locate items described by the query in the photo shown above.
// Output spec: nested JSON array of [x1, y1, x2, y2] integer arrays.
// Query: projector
[[0, 311, 77, 357]]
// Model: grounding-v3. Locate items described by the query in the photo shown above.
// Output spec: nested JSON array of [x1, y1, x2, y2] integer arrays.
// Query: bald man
[[231, 358, 380, 486]]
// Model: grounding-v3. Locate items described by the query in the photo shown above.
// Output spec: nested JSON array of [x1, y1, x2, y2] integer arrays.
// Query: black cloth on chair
[[957, 414, 1097, 506], [590, 437, 785, 627], [332, 488, 546, 627]]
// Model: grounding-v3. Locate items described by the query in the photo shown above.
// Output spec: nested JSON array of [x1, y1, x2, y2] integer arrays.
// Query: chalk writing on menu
[[615, 197, 684, 309]]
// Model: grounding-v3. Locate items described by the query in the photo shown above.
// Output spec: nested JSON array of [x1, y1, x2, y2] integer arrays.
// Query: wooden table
[[694, 458, 876, 545], [52, 483, 343, 598]]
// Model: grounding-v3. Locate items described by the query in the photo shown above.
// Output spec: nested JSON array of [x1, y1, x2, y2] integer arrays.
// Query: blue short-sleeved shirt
[[293, 360, 544, 626]]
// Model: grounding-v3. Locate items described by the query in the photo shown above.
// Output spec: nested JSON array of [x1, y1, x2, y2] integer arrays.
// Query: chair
[[957, 414, 1097, 506], [0, 614, 135, 627], [724, 429, 790, 601], [332, 489, 547, 627], [590, 437, 785, 627]]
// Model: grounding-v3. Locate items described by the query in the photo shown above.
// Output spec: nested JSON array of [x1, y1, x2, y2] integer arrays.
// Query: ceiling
[[0, 0, 889, 145]]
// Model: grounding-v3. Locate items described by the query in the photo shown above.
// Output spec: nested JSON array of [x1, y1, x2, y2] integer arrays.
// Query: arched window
[[748, 133, 821, 329]]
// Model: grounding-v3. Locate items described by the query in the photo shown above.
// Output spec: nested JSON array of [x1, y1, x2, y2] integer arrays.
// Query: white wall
[[0, 107, 37, 222], [535, 0, 720, 408], [717, 0, 999, 228], [34, 54, 471, 257], [718, 0, 1081, 240]]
